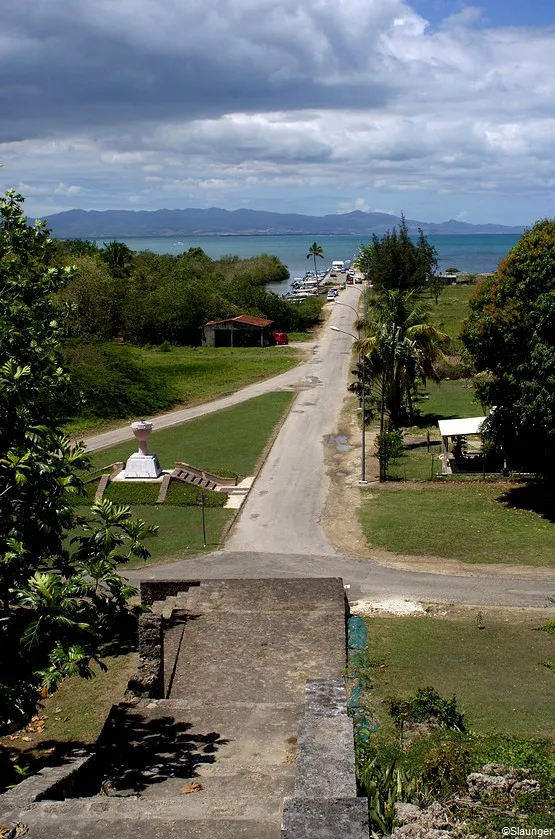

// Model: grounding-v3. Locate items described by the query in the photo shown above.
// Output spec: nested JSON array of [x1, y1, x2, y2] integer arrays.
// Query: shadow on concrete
[[102, 712, 229, 795], [0, 741, 91, 795]]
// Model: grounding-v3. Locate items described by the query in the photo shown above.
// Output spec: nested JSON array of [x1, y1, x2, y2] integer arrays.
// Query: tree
[[461, 218, 555, 474], [357, 215, 439, 296], [58, 254, 117, 339], [375, 430, 404, 480], [0, 191, 156, 729], [100, 240, 134, 279], [356, 291, 449, 429], [307, 241, 324, 282]]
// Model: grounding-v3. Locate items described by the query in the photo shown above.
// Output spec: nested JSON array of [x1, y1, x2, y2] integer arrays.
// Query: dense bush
[[55, 241, 321, 347], [62, 341, 177, 419]]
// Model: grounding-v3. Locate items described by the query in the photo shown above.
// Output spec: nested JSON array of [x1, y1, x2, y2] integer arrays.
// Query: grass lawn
[[429, 284, 474, 349], [361, 610, 555, 740], [287, 330, 318, 342], [0, 652, 136, 791], [77, 392, 294, 566], [358, 484, 555, 566], [88, 390, 294, 477], [353, 610, 555, 833], [136, 345, 299, 402], [415, 379, 481, 426], [66, 345, 300, 435], [112, 504, 234, 567]]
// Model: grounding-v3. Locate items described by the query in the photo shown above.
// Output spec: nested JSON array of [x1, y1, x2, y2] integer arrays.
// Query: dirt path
[[323, 405, 555, 582]]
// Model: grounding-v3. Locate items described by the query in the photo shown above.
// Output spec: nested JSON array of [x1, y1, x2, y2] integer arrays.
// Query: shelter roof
[[204, 315, 273, 328], [438, 416, 487, 437]]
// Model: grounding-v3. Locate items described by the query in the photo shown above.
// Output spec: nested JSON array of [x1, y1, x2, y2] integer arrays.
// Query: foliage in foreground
[[0, 191, 155, 729], [355, 686, 555, 836]]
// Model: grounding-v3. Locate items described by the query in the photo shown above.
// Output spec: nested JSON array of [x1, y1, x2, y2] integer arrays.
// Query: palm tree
[[101, 240, 134, 279], [307, 242, 324, 282], [355, 290, 449, 428]]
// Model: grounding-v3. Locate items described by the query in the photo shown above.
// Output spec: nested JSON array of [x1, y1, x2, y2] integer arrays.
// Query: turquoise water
[[92, 233, 520, 287]]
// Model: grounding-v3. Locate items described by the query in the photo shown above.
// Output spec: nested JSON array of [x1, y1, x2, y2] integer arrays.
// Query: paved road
[[82, 347, 317, 453], [127, 551, 555, 609], [85, 287, 554, 608], [225, 287, 362, 555]]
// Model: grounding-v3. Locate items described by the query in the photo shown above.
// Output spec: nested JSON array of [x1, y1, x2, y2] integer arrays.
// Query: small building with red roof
[[202, 314, 274, 347]]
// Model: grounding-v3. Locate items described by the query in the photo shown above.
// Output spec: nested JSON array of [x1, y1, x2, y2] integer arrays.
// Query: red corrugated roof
[[204, 315, 273, 328]]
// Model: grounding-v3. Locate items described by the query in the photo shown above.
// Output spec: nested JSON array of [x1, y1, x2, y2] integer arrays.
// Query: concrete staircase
[[0, 579, 360, 839]]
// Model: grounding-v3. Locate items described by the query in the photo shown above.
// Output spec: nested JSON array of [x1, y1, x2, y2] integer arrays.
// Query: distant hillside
[[40, 207, 524, 238]]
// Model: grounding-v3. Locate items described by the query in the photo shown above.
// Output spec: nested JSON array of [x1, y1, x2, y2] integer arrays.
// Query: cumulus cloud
[[1, 0, 555, 222]]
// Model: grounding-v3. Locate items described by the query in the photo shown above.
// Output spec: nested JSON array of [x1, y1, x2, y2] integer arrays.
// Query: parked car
[[273, 331, 289, 345]]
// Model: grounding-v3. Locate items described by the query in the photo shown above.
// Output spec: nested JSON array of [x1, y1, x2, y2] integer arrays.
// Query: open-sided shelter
[[438, 416, 486, 474], [202, 315, 274, 348]]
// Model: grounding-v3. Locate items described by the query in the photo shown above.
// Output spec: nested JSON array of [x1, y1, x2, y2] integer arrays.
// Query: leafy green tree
[[58, 254, 117, 339], [462, 218, 555, 474], [358, 215, 439, 295], [0, 191, 156, 729], [306, 241, 324, 281]]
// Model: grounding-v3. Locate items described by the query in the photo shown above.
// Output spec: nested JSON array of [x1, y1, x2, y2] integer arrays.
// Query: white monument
[[123, 420, 162, 479]]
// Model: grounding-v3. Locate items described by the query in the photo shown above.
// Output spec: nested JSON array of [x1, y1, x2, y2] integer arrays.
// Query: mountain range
[[40, 207, 524, 238]]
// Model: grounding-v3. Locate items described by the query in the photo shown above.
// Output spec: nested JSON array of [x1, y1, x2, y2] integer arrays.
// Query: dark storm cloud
[[0, 0, 396, 142]]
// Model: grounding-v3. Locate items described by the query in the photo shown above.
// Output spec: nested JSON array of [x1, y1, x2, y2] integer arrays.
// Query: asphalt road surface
[[225, 287, 361, 555], [128, 550, 555, 609], [84, 286, 555, 609]]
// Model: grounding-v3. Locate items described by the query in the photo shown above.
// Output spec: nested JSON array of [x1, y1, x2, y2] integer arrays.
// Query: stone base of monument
[[123, 452, 162, 479]]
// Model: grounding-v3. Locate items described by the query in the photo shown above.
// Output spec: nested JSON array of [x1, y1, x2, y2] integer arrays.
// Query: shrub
[[62, 340, 177, 419], [384, 686, 466, 733], [420, 740, 472, 796]]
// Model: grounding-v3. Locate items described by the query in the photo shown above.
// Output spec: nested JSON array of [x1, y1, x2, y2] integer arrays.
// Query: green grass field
[[354, 610, 555, 832], [113, 504, 235, 566], [136, 345, 299, 402], [358, 484, 555, 566], [88, 390, 294, 477], [66, 345, 301, 435], [78, 391, 294, 565], [361, 610, 555, 739], [429, 284, 475, 349], [415, 379, 481, 425]]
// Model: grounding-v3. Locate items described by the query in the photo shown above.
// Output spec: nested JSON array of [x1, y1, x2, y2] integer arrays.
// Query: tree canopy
[[0, 191, 156, 730], [461, 218, 555, 474], [355, 215, 439, 295]]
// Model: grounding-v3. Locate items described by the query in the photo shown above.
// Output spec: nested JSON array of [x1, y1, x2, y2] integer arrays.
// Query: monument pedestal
[[124, 452, 162, 479]]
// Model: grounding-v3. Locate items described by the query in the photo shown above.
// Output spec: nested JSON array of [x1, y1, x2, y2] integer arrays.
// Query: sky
[[1, 0, 555, 225]]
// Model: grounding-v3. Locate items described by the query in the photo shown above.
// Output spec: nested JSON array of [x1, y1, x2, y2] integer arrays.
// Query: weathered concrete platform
[[0, 578, 367, 838]]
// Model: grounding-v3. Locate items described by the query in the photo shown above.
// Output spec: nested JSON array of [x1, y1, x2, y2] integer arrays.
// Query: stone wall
[[126, 611, 164, 698], [281, 679, 369, 838], [139, 580, 200, 606]]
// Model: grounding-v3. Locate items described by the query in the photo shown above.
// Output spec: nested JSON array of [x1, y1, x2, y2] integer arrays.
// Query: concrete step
[[156, 473, 172, 504], [15, 813, 282, 839], [150, 595, 178, 618], [95, 473, 111, 501]]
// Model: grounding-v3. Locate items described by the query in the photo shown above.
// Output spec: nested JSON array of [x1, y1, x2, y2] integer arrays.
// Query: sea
[[91, 233, 520, 293]]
